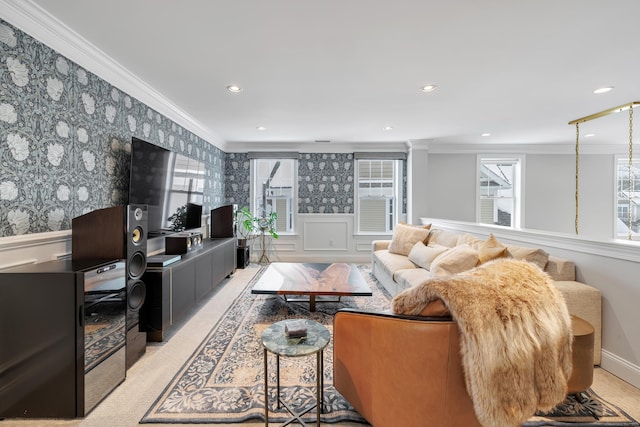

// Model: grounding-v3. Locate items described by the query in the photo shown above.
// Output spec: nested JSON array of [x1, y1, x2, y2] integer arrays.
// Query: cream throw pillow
[[430, 244, 479, 277], [507, 245, 549, 269], [408, 241, 449, 270], [478, 233, 507, 264], [388, 223, 431, 256]]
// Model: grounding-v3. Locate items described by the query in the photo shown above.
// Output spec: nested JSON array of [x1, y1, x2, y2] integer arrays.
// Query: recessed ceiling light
[[420, 85, 437, 93], [226, 84, 242, 93], [481, 133, 491, 137], [593, 86, 613, 94], [383, 126, 394, 131], [584, 133, 595, 137], [256, 126, 266, 131]]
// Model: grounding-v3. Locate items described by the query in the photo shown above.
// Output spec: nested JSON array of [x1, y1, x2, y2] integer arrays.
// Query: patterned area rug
[[141, 264, 638, 426]]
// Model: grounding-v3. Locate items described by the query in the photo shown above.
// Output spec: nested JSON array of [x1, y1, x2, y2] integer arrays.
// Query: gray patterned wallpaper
[[1, 17, 405, 238], [298, 153, 354, 213], [224, 152, 250, 209], [0, 19, 225, 237], [223, 152, 406, 215], [224, 152, 361, 214]]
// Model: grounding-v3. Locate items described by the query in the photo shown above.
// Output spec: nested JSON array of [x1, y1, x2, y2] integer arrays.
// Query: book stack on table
[[284, 320, 307, 338]]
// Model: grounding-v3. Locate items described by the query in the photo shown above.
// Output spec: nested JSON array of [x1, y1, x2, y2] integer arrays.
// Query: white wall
[[524, 154, 575, 234], [415, 142, 640, 388], [421, 146, 631, 241], [425, 153, 477, 221], [408, 147, 429, 224]]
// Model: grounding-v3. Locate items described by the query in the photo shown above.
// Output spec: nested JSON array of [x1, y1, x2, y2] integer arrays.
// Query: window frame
[[249, 157, 297, 234], [476, 155, 524, 228], [613, 155, 640, 241], [355, 157, 404, 234]]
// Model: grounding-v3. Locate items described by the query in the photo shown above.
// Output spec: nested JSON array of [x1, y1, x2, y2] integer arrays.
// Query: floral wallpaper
[[298, 153, 354, 213], [224, 152, 250, 209], [0, 19, 225, 237], [223, 152, 406, 215]]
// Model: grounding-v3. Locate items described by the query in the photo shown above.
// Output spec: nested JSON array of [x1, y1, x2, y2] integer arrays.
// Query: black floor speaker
[[72, 204, 148, 369], [210, 204, 235, 238]]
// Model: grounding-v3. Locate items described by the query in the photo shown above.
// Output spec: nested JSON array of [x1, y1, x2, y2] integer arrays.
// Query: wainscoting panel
[[302, 216, 350, 251], [0, 231, 71, 271]]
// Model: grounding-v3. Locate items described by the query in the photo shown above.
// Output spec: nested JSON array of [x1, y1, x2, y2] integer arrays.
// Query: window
[[615, 157, 640, 240], [251, 157, 296, 233], [478, 157, 522, 228], [356, 157, 404, 233]]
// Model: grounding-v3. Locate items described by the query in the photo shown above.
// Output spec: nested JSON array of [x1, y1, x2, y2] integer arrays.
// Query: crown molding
[[420, 142, 637, 156], [0, 0, 225, 149], [225, 140, 410, 154]]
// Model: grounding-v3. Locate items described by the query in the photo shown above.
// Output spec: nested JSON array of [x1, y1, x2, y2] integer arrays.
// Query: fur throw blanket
[[392, 258, 573, 427]]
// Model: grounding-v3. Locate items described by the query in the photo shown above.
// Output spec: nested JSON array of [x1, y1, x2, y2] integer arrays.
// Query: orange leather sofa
[[333, 309, 482, 427]]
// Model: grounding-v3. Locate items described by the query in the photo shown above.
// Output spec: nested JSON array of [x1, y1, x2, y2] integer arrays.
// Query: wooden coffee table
[[251, 262, 372, 311]]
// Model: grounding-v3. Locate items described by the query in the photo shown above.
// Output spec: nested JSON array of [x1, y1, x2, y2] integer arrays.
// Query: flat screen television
[[128, 137, 205, 237]]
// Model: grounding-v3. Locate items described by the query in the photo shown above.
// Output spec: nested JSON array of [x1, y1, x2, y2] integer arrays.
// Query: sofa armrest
[[333, 309, 481, 427], [371, 239, 391, 251]]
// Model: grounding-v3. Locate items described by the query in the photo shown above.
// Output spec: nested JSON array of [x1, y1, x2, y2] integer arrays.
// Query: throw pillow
[[408, 241, 449, 270], [507, 245, 550, 269], [429, 244, 479, 277], [427, 228, 460, 248], [457, 233, 484, 250], [477, 233, 507, 264], [388, 223, 431, 256]]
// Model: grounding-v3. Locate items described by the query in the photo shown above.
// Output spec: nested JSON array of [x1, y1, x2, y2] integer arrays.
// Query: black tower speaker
[[210, 204, 235, 238], [72, 204, 148, 369]]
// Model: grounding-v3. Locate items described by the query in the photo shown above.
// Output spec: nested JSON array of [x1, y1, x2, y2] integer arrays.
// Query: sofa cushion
[[430, 244, 479, 277], [408, 241, 448, 270], [388, 223, 431, 256], [394, 268, 432, 292], [478, 234, 508, 264], [427, 228, 460, 248], [507, 245, 549, 269], [373, 250, 417, 278]]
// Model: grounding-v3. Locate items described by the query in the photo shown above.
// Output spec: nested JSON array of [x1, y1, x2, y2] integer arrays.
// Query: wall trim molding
[[0, 0, 224, 149], [601, 350, 640, 389], [421, 218, 640, 263], [0, 229, 71, 251]]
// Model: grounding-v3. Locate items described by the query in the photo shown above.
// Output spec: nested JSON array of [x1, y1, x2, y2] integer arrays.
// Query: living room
[[1, 0, 639, 425]]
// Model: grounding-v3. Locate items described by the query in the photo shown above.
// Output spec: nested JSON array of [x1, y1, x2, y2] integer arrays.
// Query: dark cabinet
[[141, 238, 235, 341]]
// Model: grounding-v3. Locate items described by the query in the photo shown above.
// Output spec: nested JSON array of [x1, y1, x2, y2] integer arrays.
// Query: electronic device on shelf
[[127, 137, 205, 239]]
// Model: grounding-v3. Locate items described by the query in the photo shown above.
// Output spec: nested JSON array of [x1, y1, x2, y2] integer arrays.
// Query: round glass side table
[[261, 319, 330, 426]]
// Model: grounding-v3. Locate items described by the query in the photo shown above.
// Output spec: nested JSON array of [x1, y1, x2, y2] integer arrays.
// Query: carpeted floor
[[141, 264, 639, 426], [141, 264, 388, 424], [1, 264, 638, 427]]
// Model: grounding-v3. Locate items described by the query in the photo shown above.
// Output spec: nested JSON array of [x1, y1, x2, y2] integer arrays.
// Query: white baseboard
[[601, 350, 640, 389]]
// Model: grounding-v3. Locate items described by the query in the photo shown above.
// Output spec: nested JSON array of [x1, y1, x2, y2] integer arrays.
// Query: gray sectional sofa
[[372, 225, 603, 364]]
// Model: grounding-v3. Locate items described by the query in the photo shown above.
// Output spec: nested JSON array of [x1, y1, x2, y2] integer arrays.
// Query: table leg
[[309, 295, 316, 312], [320, 349, 324, 411], [263, 348, 268, 427], [276, 354, 281, 409], [316, 350, 321, 426]]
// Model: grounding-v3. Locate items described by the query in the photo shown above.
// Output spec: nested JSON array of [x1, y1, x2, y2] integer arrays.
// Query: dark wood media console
[[141, 237, 236, 341]]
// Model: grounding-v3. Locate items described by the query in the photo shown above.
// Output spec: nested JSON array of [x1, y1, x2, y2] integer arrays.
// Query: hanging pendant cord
[[575, 123, 580, 235], [629, 107, 634, 240]]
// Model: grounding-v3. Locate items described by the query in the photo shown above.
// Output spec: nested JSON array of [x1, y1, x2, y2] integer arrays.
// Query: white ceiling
[[16, 0, 640, 148]]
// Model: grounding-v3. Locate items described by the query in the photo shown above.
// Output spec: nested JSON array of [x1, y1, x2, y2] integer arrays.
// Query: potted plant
[[167, 204, 188, 232], [235, 206, 278, 246]]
